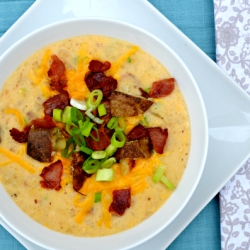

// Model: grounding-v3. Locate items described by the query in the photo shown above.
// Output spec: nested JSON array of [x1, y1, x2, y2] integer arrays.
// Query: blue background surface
[[0, 0, 221, 249]]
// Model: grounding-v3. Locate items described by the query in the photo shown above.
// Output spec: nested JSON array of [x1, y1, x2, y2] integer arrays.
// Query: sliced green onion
[[127, 57, 132, 63], [115, 117, 126, 132], [72, 129, 86, 147], [105, 144, 117, 157], [65, 122, 76, 136], [140, 116, 149, 127], [92, 150, 106, 159], [53, 109, 62, 122], [101, 157, 116, 168], [53, 138, 66, 151], [111, 131, 126, 148], [81, 121, 94, 137], [62, 106, 72, 123], [83, 158, 102, 174], [152, 165, 167, 183], [71, 107, 83, 124], [86, 89, 103, 109], [95, 168, 114, 182], [144, 87, 151, 94], [86, 108, 104, 124], [89, 126, 99, 142], [107, 117, 118, 129], [160, 176, 175, 190], [80, 146, 93, 155], [94, 192, 102, 203], [70, 98, 87, 110], [98, 104, 107, 117], [61, 137, 75, 158]]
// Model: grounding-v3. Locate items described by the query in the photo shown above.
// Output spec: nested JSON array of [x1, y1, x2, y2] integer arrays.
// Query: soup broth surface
[[0, 35, 190, 237]]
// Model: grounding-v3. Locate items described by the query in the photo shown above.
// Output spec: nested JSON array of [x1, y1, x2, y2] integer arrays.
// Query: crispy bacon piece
[[127, 124, 148, 141], [10, 126, 31, 143], [109, 189, 131, 216], [88, 60, 111, 72], [27, 127, 52, 162], [9, 116, 56, 143], [48, 55, 67, 92], [147, 127, 168, 154], [149, 78, 175, 98], [139, 87, 149, 99], [72, 152, 86, 192], [43, 91, 70, 116], [115, 138, 151, 159], [84, 71, 117, 97], [109, 91, 153, 117], [86, 128, 111, 151], [40, 160, 63, 190], [30, 115, 56, 129]]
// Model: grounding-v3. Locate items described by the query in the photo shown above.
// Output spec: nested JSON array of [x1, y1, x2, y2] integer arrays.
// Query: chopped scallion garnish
[[53, 109, 62, 122], [160, 176, 175, 190], [61, 137, 75, 158], [80, 146, 93, 155], [111, 131, 126, 148], [95, 168, 114, 182], [98, 104, 107, 117], [105, 144, 117, 157], [107, 117, 118, 129], [62, 106, 72, 123], [92, 150, 107, 159], [152, 165, 166, 183], [94, 192, 102, 203], [101, 157, 116, 168], [86, 108, 104, 124], [86, 89, 103, 109]]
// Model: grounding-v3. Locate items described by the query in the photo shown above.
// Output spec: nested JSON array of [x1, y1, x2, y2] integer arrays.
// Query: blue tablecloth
[[0, 0, 221, 249]]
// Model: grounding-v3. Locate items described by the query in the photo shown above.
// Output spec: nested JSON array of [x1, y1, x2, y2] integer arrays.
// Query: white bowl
[[0, 18, 208, 250]]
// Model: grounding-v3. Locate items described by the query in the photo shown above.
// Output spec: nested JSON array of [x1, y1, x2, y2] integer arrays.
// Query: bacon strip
[[84, 71, 117, 98], [109, 188, 131, 216], [86, 128, 111, 151], [9, 116, 56, 143], [88, 60, 111, 72], [127, 124, 148, 141], [9, 126, 31, 143], [72, 152, 86, 192], [48, 55, 67, 92], [43, 91, 70, 116], [147, 127, 168, 154], [149, 78, 175, 98], [40, 160, 63, 190]]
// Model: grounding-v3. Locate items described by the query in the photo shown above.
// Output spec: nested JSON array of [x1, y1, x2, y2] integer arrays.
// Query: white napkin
[[214, 0, 250, 249]]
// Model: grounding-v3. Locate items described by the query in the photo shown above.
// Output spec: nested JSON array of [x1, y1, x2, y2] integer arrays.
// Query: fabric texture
[[0, 0, 221, 249], [214, 1, 250, 249]]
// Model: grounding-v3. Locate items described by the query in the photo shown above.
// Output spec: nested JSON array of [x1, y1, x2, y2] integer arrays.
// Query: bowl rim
[[0, 17, 208, 250]]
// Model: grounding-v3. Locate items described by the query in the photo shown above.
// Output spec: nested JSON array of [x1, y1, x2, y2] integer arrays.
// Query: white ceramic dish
[[0, 18, 208, 250]]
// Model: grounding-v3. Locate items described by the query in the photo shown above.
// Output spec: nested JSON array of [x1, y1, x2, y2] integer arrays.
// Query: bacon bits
[[149, 78, 175, 98], [109, 189, 131, 216], [40, 160, 63, 190], [88, 60, 111, 72], [10, 126, 31, 143], [48, 55, 67, 92], [27, 127, 52, 162], [86, 128, 111, 151], [85, 60, 117, 98], [127, 124, 148, 141], [147, 127, 168, 154], [43, 91, 70, 116], [72, 152, 85, 192], [109, 91, 153, 117]]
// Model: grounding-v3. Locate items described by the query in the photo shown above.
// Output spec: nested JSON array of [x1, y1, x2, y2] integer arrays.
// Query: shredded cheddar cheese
[[74, 192, 95, 224], [0, 147, 36, 173], [0, 160, 13, 167], [97, 190, 112, 228], [108, 46, 139, 79], [5, 109, 25, 128]]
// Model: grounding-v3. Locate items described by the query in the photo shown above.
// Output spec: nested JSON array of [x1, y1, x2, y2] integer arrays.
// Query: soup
[[0, 35, 190, 237]]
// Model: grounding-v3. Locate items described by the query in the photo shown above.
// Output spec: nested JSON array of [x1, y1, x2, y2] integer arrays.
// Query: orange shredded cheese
[[4, 109, 25, 128], [0, 147, 36, 173], [74, 192, 95, 224], [0, 160, 13, 167], [97, 190, 112, 228], [108, 45, 139, 79]]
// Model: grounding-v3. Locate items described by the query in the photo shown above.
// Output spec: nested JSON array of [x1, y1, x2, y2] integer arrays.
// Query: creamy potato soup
[[0, 35, 190, 237]]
